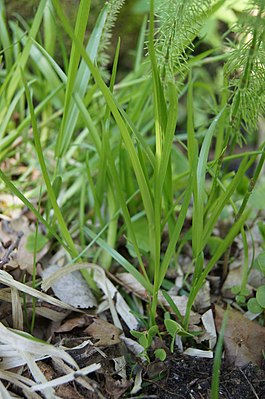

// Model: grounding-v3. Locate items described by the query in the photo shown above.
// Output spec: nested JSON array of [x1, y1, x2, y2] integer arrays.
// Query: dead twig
[[0, 231, 23, 268]]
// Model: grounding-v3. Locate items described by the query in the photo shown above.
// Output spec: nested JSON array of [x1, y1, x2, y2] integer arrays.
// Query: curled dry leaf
[[55, 314, 95, 333], [183, 348, 213, 358], [214, 305, 265, 367], [93, 268, 139, 330], [84, 318, 122, 347], [201, 309, 217, 349]]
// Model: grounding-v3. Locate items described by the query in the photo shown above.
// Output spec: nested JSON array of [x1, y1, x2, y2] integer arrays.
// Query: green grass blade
[[193, 109, 225, 259], [134, 15, 147, 71], [184, 208, 251, 329], [32, 39, 67, 83], [84, 227, 153, 293], [6, 0, 47, 101], [0, 84, 64, 156], [9, 22, 62, 98], [0, 0, 12, 72], [0, 87, 25, 139], [211, 307, 228, 399], [22, 70, 78, 258], [55, 0, 91, 156], [162, 290, 183, 323], [203, 156, 254, 247], [159, 173, 194, 287], [55, 2, 108, 157], [0, 170, 65, 249], [52, 0, 154, 225], [44, 0, 56, 57]]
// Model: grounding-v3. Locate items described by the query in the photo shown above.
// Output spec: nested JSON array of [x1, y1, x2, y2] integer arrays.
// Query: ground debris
[[143, 354, 265, 399]]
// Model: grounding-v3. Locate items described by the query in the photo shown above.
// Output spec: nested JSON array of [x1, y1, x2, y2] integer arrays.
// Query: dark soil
[[140, 354, 265, 399]]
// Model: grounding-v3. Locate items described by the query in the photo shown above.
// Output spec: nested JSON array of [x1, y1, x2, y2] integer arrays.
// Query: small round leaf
[[236, 295, 246, 304], [231, 285, 241, 295], [247, 298, 263, 314], [256, 285, 265, 308], [154, 348, 167, 361]]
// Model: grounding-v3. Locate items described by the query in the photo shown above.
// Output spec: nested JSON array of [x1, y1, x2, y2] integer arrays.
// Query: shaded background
[[5, 0, 144, 75]]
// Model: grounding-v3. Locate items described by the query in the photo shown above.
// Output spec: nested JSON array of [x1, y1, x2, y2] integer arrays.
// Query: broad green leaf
[[127, 217, 150, 256], [26, 233, 49, 253], [154, 348, 167, 361], [253, 251, 265, 275], [256, 285, 265, 308], [165, 319, 192, 338], [249, 181, 265, 210], [207, 236, 223, 256], [247, 298, 263, 314]]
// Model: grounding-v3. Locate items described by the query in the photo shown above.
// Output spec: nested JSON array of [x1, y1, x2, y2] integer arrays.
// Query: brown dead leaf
[[115, 272, 148, 299], [17, 233, 50, 274], [215, 305, 265, 367], [105, 375, 131, 399], [56, 314, 95, 333], [84, 319, 122, 347], [55, 384, 86, 399], [38, 360, 56, 381]]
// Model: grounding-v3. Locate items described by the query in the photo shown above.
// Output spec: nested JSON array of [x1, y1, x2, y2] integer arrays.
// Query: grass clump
[[0, 0, 265, 381]]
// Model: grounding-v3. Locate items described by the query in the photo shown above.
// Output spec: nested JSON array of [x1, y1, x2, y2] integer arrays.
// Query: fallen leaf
[[84, 318, 122, 347], [116, 272, 147, 299], [17, 233, 50, 274], [56, 384, 86, 399], [201, 309, 217, 349], [215, 305, 265, 367], [105, 375, 131, 399], [193, 281, 211, 312], [93, 269, 139, 330], [183, 348, 213, 358], [56, 314, 95, 333], [120, 336, 146, 361], [42, 264, 97, 309]]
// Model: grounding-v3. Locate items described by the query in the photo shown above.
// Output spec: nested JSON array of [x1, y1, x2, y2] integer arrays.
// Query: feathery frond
[[97, 0, 125, 74], [225, 0, 265, 136], [154, 0, 212, 82]]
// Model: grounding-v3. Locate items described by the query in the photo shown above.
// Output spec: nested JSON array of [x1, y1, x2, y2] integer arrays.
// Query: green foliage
[[164, 312, 193, 352], [211, 307, 228, 399], [97, 0, 125, 72], [0, 0, 264, 353], [155, 0, 211, 81], [26, 233, 49, 253], [154, 348, 167, 361], [247, 251, 265, 313], [225, 0, 265, 139], [130, 325, 159, 361]]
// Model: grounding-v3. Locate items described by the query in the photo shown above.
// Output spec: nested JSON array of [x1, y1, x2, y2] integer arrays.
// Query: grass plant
[[0, 0, 264, 375]]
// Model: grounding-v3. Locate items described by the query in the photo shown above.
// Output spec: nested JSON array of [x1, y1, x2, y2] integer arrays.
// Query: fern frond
[[154, 0, 211, 82], [97, 0, 125, 75], [225, 0, 265, 136]]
